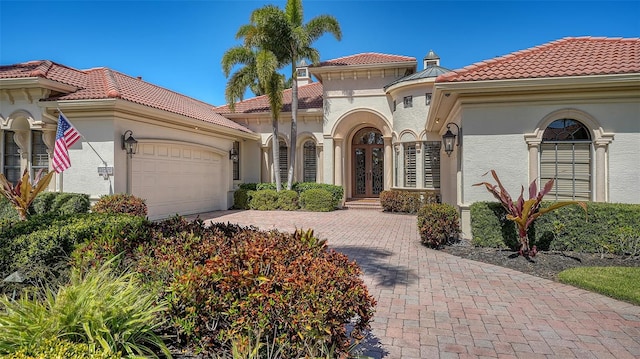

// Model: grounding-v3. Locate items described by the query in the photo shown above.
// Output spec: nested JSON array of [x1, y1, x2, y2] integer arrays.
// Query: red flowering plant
[[473, 170, 587, 258]]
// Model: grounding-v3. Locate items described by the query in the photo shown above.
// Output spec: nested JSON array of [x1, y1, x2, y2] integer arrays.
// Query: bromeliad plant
[[0, 169, 54, 221], [473, 170, 587, 258]]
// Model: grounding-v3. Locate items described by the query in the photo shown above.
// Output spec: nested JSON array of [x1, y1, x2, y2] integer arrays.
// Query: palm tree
[[242, 0, 341, 190], [222, 44, 285, 190]]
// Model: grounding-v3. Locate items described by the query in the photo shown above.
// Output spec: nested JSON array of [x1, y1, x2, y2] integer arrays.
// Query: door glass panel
[[354, 148, 366, 195], [371, 147, 384, 195]]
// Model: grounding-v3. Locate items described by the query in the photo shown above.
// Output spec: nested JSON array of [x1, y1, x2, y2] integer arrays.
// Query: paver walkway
[[187, 209, 640, 359]]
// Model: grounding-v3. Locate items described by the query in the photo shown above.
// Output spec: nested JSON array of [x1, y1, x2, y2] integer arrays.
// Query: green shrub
[[32, 192, 92, 215], [92, 193, 147, 217], [249, 189, 279, 210], [470, 201, 640, 253], [0, 196, 18, 220], [0, 260, 169, 358], [277, 189, 299, 210], [135, 221, 375, 357], [239, 183, 258, 191], [4, 337, 122, 359], [295, 183, 344, 208], [233, 188, 253, 209], [0, 213, 147, 294], [300, 189, 335, 212], [417, 203, 460, 248], [256, 182, 278, 191], [380, 190, 439, 213]]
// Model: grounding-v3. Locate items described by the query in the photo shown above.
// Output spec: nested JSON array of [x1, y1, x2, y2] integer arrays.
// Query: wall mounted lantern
[[442, 123, 461, 157], [122, 130, 138, 157], [229, 148, 239, 162]]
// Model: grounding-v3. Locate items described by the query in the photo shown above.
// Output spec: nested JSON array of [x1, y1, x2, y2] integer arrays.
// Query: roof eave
[[0, 77, 78, 93]]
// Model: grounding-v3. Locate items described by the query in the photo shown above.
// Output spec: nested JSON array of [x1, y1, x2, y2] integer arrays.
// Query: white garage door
[[131, 142, 225, 220]]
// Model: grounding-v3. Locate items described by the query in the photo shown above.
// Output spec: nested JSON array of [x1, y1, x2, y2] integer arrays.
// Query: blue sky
[[1, 1, 638, 107]]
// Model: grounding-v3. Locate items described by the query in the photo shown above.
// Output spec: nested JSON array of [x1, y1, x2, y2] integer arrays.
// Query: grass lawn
[[558, 266, 640, 305]]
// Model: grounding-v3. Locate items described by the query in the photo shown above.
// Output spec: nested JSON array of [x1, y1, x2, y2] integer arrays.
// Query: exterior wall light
[[442, 123, 461, 157], [122, 130, 138, 157], [229, 148, 239, 162]]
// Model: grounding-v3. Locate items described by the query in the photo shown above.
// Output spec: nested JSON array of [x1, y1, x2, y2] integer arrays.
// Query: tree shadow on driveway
[[332, 246, 419, 288]]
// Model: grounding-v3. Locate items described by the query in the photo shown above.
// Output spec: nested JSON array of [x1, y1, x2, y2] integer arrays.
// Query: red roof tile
[[216, 82, 323, 114], [0, 60, 253, 133], [317, 52, 415, 67], [436, 37, 640, 83]]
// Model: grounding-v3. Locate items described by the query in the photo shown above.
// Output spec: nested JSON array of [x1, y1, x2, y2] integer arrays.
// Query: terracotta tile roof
[[437, 37, 640, 83], [316, 52, 415, 67], [216, 82, 323, 114], [0, 60, 253, 133]]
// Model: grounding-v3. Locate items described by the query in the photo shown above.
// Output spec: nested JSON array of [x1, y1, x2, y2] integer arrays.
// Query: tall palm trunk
[[287, 59, 298, 190]]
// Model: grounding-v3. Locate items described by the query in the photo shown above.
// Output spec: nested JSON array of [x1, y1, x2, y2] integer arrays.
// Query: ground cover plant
[[0, 259, 169, 358], [380, 190, 439, 213]]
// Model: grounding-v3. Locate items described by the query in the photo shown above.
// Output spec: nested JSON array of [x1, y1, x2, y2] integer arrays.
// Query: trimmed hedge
[[0, 192, 90, 221], [234, 183, 344, 211], [0, 213, 147, 293], [380, 190, 439, 214], [470, 201, 640, 254], [300, 189, 335, 212], [249, 189, 279, 210], [276, 189, 299, 210]]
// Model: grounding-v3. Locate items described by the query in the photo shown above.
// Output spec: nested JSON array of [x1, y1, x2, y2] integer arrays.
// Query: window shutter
[[404, 144, 416, 187], [540, 142, 591, 200], [279, 141, 288, 185], [303, 141, 316, 182], [423, 141, 441, 189]]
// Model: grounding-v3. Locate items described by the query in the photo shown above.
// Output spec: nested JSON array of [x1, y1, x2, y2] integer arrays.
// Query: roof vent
[[423, 49, 440, 69]]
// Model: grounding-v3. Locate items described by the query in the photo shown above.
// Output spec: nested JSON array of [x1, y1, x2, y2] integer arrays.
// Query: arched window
[[302, 140, 316, 182], [540, 119, 591, 200]]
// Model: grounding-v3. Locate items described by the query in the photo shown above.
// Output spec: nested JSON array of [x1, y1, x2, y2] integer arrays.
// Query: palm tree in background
[[222, 43, 285, 190], [239, 0, 342, 190]]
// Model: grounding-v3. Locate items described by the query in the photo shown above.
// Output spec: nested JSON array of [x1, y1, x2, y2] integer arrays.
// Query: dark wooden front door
[[352, 127, 384, 198]]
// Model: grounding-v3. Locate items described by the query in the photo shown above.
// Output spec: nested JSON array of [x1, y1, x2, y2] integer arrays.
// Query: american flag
[[52, 112, 81, 173]]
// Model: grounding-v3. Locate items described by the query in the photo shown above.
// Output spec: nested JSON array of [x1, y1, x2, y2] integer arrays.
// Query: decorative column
[[261, 146, 270, 183], [528, 140, 541, 183], [334, 138, 343, 186], [316, 144, 323, 183], [415, 142, 424, 189], [384, 136, 392, 191]]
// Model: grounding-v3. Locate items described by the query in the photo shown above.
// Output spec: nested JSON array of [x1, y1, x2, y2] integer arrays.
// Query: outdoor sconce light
[[122, 130, 138, 156], [229, 148, 239, 162], [442, 123, 461, 157]]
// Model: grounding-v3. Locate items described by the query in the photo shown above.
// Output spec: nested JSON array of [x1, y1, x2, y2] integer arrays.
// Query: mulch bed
[[440, 241, 639, 281]]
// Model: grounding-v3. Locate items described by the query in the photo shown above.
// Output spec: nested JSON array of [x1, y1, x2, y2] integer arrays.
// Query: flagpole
[[56, 108, 109, 168]]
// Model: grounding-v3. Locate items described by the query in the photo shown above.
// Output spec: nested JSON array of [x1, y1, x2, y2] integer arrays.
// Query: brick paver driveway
[[188, 209, 640, 359]]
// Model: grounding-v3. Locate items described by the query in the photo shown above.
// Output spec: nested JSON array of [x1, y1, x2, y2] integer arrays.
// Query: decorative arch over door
[[352, 127, 384, 198]]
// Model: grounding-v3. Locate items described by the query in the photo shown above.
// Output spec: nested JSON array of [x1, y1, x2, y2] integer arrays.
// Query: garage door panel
[[132, 143, 225, 220]]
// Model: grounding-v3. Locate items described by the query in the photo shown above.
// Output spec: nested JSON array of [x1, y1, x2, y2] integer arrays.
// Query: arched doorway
[[352, 127, 384, 198]]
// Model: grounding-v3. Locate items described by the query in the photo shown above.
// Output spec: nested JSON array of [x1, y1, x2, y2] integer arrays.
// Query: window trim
[[403, 95, 413, 108]]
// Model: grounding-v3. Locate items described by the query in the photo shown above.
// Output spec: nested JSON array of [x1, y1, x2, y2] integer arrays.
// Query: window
[[393, 100, 397, 112], [3, 131, 21, 184], [423, 141, 441, 189], [404, 96, 413, 108], [302, 140, 317, 182], [540, 119, 591, 200], [232, 141, 240, 180], [425, 93, 432, 105], [297, 68, 307, 78], [31, 131, 49, 176], [404, 143, 416, 187], [278, 139, 288, 185]]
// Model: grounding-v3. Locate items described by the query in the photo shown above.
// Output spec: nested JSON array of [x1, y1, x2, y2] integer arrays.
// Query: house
[[2, 36, 639, 233], [0, 60, 258, 219]]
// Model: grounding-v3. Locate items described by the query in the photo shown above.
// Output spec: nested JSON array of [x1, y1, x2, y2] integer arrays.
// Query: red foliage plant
[[133, 219, 376, 356]]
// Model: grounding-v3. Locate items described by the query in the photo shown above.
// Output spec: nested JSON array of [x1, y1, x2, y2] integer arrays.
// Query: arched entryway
[[352, 127, 384, 198]]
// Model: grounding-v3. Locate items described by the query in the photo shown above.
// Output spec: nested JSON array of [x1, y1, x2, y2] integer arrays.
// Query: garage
[[131, 141, 225, 220]]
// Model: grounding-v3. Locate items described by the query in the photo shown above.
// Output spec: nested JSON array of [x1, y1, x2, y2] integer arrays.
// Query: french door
[[352, 145, 384, 197]]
